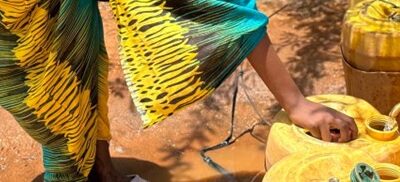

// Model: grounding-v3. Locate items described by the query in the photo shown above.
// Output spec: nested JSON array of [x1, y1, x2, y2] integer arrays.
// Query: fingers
[[348, 118, 358, 140], [337, 124, 350, 142], [319, 124, 332, 142], [334, 117, 356, 143], [309, 127, 321, 140], [338, 114, 358, 141]]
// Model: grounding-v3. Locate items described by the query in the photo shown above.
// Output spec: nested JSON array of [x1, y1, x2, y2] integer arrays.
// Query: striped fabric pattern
[[111, 0, 268, 127], [0, 1, 108, 181], [0, 0, 268, 181]]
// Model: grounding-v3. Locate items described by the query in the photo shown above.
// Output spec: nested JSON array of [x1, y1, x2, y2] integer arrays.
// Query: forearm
[[247, 35, 357, 142], [247, 35, 305, 114]]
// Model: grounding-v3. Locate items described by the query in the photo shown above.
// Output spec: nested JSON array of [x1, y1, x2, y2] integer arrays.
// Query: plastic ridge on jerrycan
[[265, 95, 400, 169], [342, 0, 400, 114], [263, 149, 400, 182]]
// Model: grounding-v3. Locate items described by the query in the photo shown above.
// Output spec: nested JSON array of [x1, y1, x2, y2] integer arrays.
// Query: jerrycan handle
[[389, 103, 400, 119]]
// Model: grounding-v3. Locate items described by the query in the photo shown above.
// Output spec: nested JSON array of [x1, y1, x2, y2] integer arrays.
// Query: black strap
[[199, 70, 241, 182], [199, 67, 273, 181]]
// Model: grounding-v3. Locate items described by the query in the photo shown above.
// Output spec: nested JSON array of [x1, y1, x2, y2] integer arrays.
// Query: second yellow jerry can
[[342, 0, 400, 114], [263, 149, 400, 182]]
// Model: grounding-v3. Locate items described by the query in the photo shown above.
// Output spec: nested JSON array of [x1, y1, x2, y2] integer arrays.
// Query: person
[[0, 0, 357, 181]]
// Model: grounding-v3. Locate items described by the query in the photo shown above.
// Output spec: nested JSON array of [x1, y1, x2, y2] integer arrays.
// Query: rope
[[199, 67, 273, 181], [198, 3, 292, 181], [269, 3, 291, 18], [199, 69, 241, 182]]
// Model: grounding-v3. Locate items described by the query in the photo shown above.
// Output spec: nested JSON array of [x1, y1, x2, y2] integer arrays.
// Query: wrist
[[284, 96, 308, 116]]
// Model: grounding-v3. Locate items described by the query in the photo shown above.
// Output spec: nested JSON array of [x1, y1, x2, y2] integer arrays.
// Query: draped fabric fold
[[110, 0, 268, 127], [0, 0, 267, 181]]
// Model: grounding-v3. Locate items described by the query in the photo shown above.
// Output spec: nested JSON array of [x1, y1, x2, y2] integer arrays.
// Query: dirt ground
[[0, 1, 348, 181]]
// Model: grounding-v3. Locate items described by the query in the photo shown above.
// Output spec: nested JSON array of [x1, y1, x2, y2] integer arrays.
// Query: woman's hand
[[288, 99, 358, 143], [248, 35, 357, 142]]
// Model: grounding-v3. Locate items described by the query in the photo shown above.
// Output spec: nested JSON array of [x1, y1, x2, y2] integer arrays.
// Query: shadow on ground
[[32, 158, 172, 182], [276, 0, 347, 94], [32, 156, 265, 182], [193, 171, 265, 182], [155, 67, 274, 179]]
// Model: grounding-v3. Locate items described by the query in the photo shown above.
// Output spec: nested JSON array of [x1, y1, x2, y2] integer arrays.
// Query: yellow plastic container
[[342, 0, 400, 114], [263, 149, 400, 182], [342, 0, 400, 72], [366, 115, 398, 141], [375, 163, 400, 181], [265, 95, 400, 169]]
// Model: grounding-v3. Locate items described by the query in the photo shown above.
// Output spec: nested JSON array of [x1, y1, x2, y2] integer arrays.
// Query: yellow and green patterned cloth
[[0, 0, 268, 181]]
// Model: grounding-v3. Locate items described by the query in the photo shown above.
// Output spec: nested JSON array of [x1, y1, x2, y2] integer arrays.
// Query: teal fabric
[[0, 0, 268, 181], [111, 0, 269, 126]]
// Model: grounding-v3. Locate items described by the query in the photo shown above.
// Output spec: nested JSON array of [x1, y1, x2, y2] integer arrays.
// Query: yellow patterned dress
[[0, 0, 268, 181]]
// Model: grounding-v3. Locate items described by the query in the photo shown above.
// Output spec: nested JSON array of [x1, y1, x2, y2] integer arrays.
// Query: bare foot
[[90, 140, 130, 182]]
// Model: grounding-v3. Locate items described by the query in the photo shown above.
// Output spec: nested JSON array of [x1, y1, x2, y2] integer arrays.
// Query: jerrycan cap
[[350, 163, 380, 182], [365, 103, 400, 141]]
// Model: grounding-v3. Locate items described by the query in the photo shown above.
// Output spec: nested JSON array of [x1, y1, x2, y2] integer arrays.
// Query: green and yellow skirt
[[0, 0, 268, 181]]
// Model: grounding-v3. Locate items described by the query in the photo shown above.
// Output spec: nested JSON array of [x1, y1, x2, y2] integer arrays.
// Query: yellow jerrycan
[[265, 95, 400, 169], [342, 0, 400, 71], [263, 149, 400, 182], [342, 0, 400, 114]]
